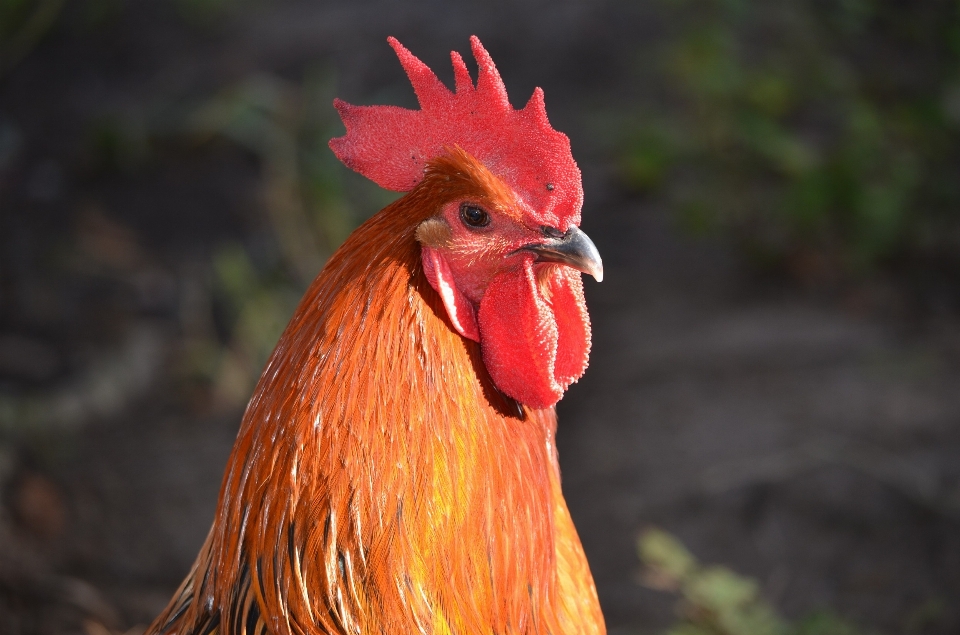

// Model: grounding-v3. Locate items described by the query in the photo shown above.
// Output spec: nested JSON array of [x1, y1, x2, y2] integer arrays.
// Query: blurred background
[[1, 0, 960, 633]]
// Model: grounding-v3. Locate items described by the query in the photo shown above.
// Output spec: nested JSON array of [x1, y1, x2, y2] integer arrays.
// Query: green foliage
[[0, 0, 65, 76], [212, 244, 298, 363], [0, 0, 43, 41], [85, 115, 149, 172], [637, 528, 865, 635], [621, 0, 960, 275], [792, 612, 864, 635], [177, 70, 395, 405], [202, 243, 301, 405]]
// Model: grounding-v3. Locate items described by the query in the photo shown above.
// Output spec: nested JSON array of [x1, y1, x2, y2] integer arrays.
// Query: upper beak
[[522, 226, 604, 282]]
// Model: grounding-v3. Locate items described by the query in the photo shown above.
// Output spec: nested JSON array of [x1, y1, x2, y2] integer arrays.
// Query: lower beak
[[522, 226, 604, 282]]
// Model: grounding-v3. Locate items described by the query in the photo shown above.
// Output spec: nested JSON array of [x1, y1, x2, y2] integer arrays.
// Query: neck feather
[[191, 193, 564, 634]]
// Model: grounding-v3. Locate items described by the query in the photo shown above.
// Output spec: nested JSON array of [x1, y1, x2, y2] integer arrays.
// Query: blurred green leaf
[[793, 612, 862, 635], [621, 122, 681, 190], [745, 73, 796, 117], [737, 113, 817, 176], [638, 528, 875, 635], [638, 528, 698, 582], [213, 243, 259, 310], [676, 197, 719, 236], [173, 67, 395, 405], [86, 115, 150, 173], [0, 0, 65, 77], [901, 598, 947, 634], [684, 566, 759, 609], [627, 0, 960, 279], [207, 242, 300, 403], [684, 567, 787, 635], [671, 26, 743, 101], [666, 624, 713, 635]]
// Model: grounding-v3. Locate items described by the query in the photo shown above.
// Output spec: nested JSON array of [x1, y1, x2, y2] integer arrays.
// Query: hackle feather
[[147, 150, 604, 635]]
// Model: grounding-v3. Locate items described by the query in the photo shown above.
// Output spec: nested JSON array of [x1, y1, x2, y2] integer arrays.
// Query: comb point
[[389, 36, 450, 108], [450, 51, 473, 94], [524, 88, 548, 120], [470, 36, 509, 109]]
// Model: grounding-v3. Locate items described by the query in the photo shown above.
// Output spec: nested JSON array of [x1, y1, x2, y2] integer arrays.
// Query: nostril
[[540, 225, 565, 239]]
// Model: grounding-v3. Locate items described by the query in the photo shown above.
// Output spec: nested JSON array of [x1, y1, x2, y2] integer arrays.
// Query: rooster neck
[[193, 196, 581, 635]]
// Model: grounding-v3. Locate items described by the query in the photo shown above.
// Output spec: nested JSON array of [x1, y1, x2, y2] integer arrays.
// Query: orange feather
[[148, 151, 605, 635]]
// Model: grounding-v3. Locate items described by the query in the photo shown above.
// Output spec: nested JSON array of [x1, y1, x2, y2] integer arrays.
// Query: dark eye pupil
[[459, 204, 490, 228]]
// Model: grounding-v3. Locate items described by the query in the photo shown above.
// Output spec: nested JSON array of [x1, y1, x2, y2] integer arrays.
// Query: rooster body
[[150, 37, 605, 635]]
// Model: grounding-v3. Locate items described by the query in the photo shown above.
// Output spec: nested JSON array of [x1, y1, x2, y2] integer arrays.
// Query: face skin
[[424, 198, 558, 307]]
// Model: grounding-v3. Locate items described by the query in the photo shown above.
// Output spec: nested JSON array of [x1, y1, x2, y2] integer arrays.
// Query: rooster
[[148, 36, 605, 635]]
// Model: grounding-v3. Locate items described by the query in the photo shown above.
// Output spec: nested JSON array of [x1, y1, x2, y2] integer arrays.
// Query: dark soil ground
[[2, 2, 960, 634]]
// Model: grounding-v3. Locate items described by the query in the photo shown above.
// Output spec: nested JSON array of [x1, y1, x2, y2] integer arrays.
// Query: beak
[[522, 226, 604, 282]]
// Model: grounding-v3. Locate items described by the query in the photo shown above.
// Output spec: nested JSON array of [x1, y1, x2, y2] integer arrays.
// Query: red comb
[[329, 36, 583, 229]]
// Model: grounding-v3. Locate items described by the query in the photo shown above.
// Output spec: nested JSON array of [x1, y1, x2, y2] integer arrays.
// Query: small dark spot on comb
[[546, 183, 554, 191]]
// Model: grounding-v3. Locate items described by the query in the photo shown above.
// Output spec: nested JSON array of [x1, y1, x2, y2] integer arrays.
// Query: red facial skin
[[421, 197, 547, 338]]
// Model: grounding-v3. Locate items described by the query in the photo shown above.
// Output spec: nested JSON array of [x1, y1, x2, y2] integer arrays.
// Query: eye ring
[[459, 203, 491, 228]]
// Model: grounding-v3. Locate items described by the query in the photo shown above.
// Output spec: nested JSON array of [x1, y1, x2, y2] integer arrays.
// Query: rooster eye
[[459, 203, 490, 228]]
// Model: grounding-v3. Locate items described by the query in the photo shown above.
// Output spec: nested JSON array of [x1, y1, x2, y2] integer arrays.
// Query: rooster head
[[329, 36, 602, 409]]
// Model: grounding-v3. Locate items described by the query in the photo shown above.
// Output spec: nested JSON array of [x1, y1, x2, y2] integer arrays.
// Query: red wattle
[[477, 260, 591, 409], [546, 266, 591, 387]]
